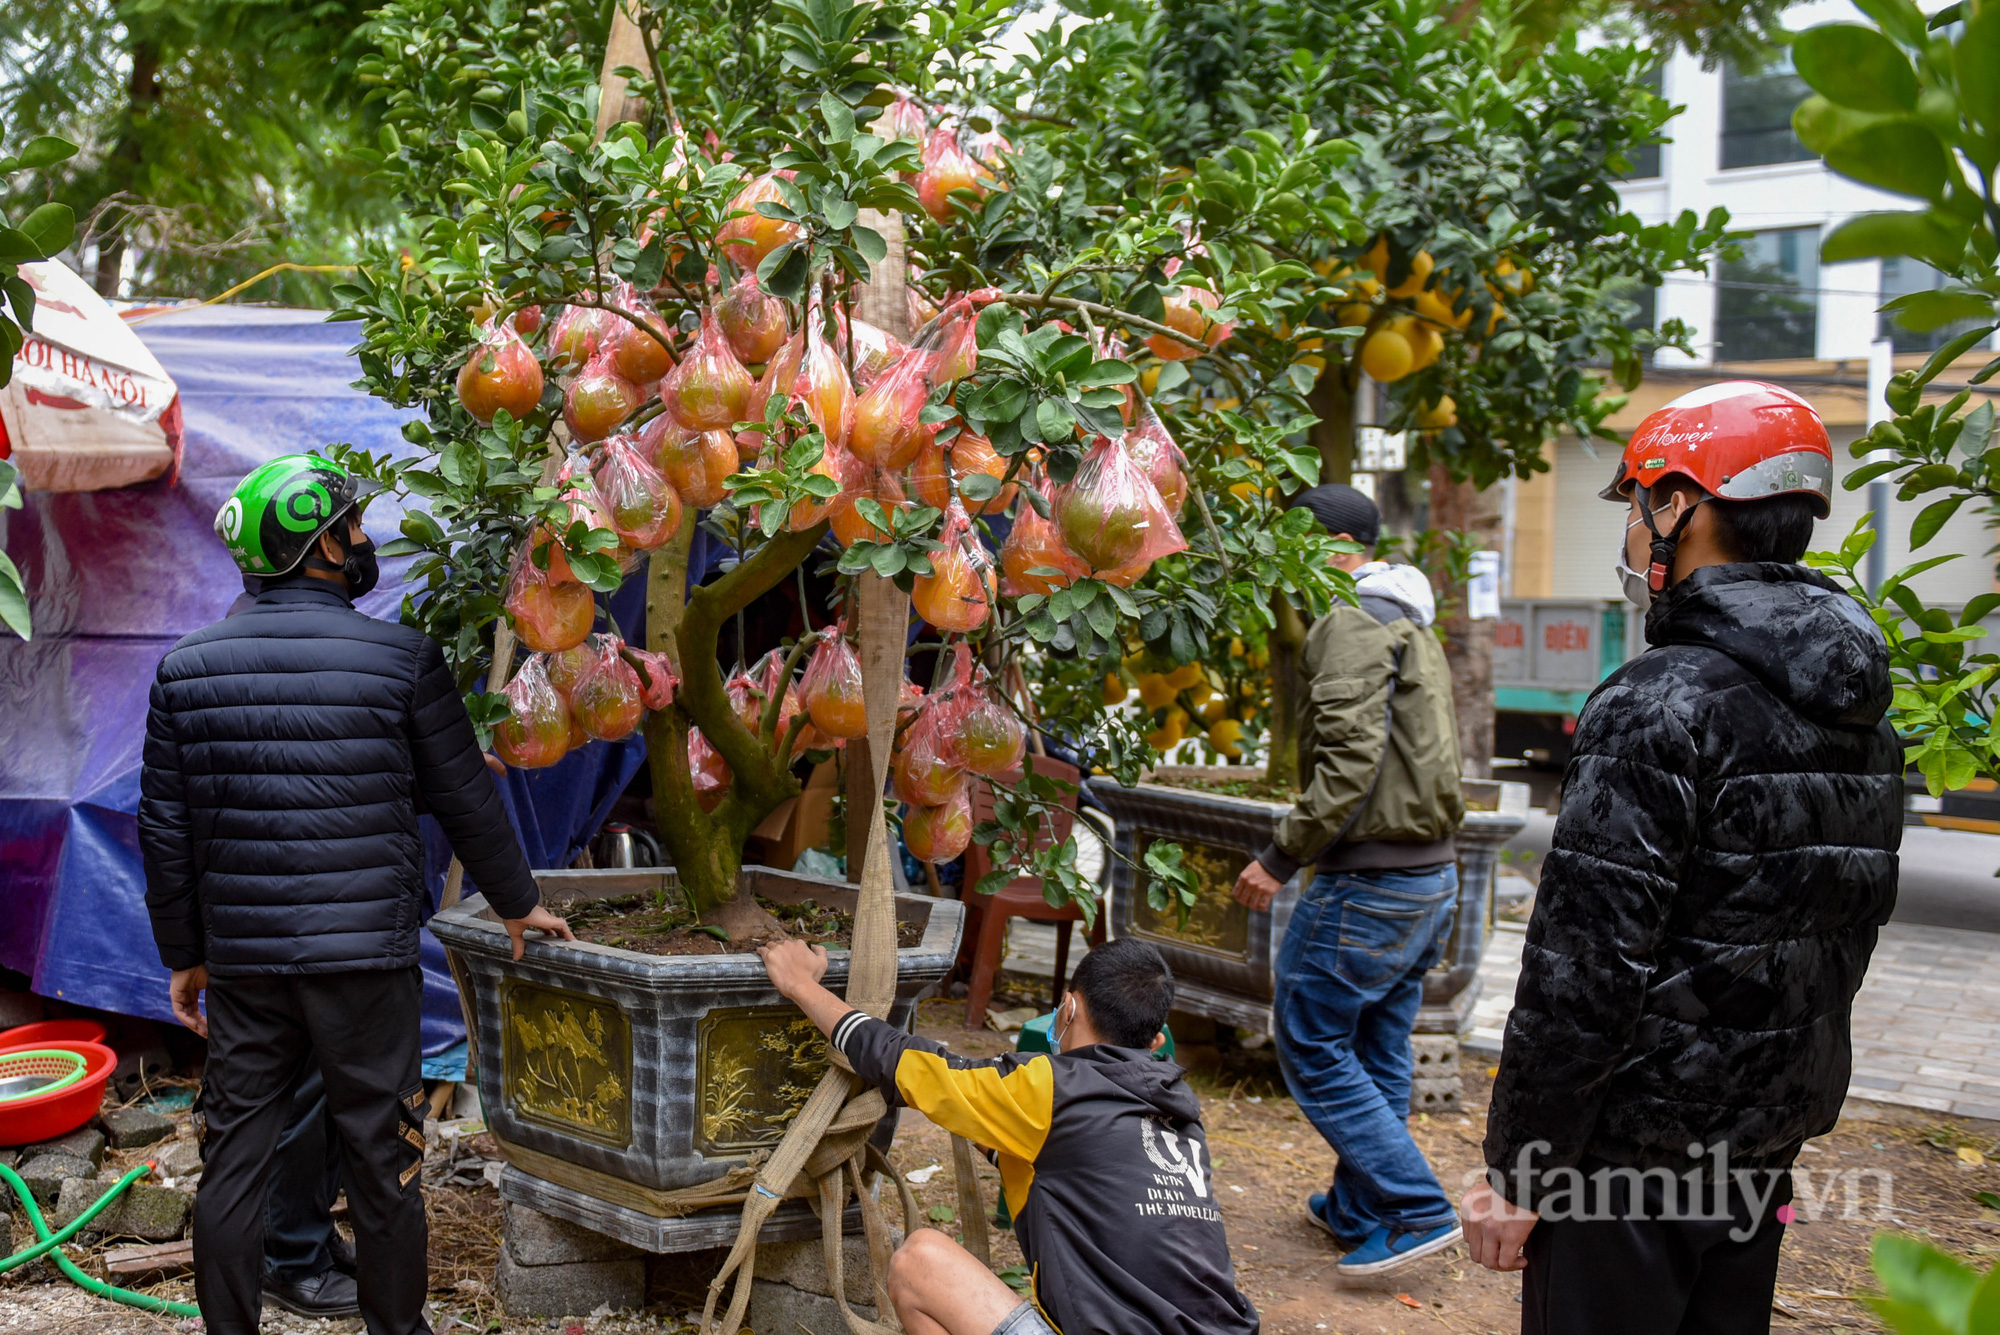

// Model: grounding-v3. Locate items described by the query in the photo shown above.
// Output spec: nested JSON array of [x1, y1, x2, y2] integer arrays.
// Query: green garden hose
[[0, 1161, 201, 1317]]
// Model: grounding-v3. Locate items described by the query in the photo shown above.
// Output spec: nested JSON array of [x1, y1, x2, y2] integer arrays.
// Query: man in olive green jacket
[[1233, 483, 1467, 1279]]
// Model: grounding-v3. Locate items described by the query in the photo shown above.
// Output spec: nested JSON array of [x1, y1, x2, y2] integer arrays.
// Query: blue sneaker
[[1333, 1221, 1463, 1277], [1304, 1194, 1366, 1250]]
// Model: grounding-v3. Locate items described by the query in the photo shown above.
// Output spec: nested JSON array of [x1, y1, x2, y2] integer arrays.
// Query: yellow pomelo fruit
[[1360, 328, 1414, 382]]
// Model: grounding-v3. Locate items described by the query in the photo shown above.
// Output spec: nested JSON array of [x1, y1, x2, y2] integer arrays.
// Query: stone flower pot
[[430, 866, 962, 1253], [1092, 771, 1526, 1038]]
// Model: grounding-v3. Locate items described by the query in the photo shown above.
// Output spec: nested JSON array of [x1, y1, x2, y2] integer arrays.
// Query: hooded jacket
[[833, 1011, 1258, 1335], [1485, 564, 1902, 1205], [139, 578, 541, 976], [1257, 561, 1465, 879]]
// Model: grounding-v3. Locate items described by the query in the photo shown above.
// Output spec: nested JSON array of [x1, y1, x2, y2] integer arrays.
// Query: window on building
[[1720, 53, 1812, 169], [1879, 254, 1987, 354], [1715, 227, 1818, 361], [1620, 65, 1664, 180]]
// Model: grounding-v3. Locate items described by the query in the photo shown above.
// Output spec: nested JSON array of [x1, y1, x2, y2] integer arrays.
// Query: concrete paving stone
[[1848, 1087, 1954, 1111], [1951, 1101, 2000, 1120], [1918, 1062, 1978, 1078], [98, 1109, 175, 1151], [1848, 1074, 1908, 1091], [19, 1129, 105, 1170], [16, 1155, 93, 1207]]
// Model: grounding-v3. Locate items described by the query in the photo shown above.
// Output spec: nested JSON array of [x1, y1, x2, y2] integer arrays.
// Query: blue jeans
[[1274, 865, 1460, 1243]]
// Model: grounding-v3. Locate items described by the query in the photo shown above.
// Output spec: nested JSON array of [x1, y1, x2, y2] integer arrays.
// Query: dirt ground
[[5, 992, 1999, 1334]]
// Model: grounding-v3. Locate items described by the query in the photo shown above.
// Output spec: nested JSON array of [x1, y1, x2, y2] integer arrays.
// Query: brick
[[98, 1108, 175, 1151], [20, 1128, 105, 1170], [747, 1278, 878, 1333], [502, 1202, 643, 1267], [494, 1250, 642, 1317]]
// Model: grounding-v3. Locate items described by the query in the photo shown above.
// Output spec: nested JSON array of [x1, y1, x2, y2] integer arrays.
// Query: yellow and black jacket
[[832, 1010, 1259, 1335]]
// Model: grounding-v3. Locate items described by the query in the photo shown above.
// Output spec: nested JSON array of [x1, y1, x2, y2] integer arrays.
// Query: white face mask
[[1614, 504, 1675, 611]]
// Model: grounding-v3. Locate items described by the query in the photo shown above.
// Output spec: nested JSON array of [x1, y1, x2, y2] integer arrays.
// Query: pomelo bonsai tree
[[329, 0, 1374, 942]]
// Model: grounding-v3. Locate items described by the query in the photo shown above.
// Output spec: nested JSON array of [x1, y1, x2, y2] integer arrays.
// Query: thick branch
[[761, 628, 822, 745], [678, 522, 830, 795], [988, 292, 1209, 351], [562, 296, 679, 359]]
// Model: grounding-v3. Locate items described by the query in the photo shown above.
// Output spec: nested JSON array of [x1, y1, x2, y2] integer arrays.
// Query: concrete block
[[153, 1140, 202, 1180], [1409, 1076, 1462, 1115], [504, 1202, 644, 1267], [1410, 1034, 1459, 1076], [17, 1154, 93, 1206], [99, 1107, 175, 1151], [753, 1233, 884, 1307], [21, 1128, 105, 1170], [748, 1277, 877, 1334], [495, 1249, 643, 1317], [59, 1179, 191, 1241]]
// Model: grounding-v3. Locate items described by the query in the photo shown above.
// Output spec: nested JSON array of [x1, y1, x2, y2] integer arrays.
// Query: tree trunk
[[1426, 466, 1503, 779], [1263, 364, 1358, 783], [94, 40, 161, 298]]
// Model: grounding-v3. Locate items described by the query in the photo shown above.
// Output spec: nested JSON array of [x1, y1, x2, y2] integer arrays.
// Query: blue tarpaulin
[[0, 305, 654, 1059]]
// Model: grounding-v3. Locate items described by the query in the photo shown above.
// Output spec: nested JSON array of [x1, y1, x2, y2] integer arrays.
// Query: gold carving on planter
[[1131, 835, 1252, 959], [501, 981, 633, 1147], [697, 1008, 830, 1154]]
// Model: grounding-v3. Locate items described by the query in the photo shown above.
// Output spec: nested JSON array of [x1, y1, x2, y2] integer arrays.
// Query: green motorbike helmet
[[214, 454, 385, 577]]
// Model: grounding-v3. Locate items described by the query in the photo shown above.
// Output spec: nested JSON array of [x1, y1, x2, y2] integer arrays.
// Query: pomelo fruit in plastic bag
[[689, 727, 731, 813], [912, 429, 1013, 516], [505, 549, 595, 653], [800, 631, 867, 740], [894, 720, 967, 807], [457, 319, 544, 425], [564, 344, 642, 443], [796, 316, 855, 450], [916, 128, 988, 223], [549, 302, 615, 372], [1146, 285, 1231, 362], [716, 271, 789, 367], [715, 171, 802, 269], [570, 634, 644, 742], [610, 289, 676, 386], [1127, 404, 1188, 518], [830, 465, 905, 548], [910, 297, 976, 388], [662, 305, 754, 432], [851, 351, 927, 468], [493, 656, 571, 769], [835, 314, 906, 390], [911, 502, 991, 634], [904, 791, 972, 863], [1000, 498, 1087, 596], [643, 415, 738, 509], [1053, 435, 1186, 577], [593, 433, 683, 549], [959, 681, 1026, 775]]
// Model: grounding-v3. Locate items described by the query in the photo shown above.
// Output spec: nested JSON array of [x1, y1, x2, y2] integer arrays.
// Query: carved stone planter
[[430, 866, 962, 1254], [1092, 774, 1526, 1041]]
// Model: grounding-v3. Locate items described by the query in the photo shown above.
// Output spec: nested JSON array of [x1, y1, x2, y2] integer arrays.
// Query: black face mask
[[307, 523, 380, 599]]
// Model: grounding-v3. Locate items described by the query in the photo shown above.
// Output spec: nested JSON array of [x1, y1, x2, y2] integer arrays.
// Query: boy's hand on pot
[[505, 905, 576, 961], [759, 939, 829, 998]]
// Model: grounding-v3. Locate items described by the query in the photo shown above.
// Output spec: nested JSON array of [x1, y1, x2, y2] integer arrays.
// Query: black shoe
[[326, 1231, 357, 1276], [265, 1269, 361, 1318]]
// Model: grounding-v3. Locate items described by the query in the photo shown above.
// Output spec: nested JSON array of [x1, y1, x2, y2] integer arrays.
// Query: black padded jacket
[[1485, 564, 1902, 1205], [139, 578, 540, 975]]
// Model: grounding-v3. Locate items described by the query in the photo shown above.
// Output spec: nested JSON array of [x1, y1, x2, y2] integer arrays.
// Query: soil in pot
[[563, 893, 924, 956], [1149, 772, 1300, 804]]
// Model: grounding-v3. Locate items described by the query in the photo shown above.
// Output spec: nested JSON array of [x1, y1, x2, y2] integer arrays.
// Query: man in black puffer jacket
[[1460, 384, 1902, 1335], [141, 454, 572, 1335]]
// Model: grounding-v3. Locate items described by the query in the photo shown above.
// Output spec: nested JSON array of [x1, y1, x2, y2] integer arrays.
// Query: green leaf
[[1886, 290, 1995, 335], [1824, 120, 1952, 202], [1959, 5, 2000, 140], [758, 242, 811, 302], [1959, 401, 1994, 458], [927, 1204, 955, 1223], [17, 203, 73, 259], [1794, 24, 1919, 111], [851, 224, 887, 265], [1843, 459, 1903, 489], [12, 137, 76, 172], [1821, 211, 1967, 270], [1911, 492, 1969, 547], [1915, 325, 2000, 385], [0, 550, 28, 640]]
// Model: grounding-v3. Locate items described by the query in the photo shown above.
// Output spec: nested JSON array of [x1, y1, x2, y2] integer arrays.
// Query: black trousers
[[196, 969, 431, 1335], [264, 1066, 343, 1284], [1520, 1165, 1790, 1335]]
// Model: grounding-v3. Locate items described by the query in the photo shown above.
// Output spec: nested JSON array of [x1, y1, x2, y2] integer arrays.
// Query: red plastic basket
[[0, 1041, 115, 1146], [0, 1020, 108, 1050]]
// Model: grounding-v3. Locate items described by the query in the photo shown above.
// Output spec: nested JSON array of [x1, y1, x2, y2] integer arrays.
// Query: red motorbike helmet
[[1601, 381, 1833, 591]]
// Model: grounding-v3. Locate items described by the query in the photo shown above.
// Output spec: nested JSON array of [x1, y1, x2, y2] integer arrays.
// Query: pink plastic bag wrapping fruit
[[564, 341, 643, 444], [799, 626, 866, 741], [850, 348, 928, 469], [999, 492, 1087, 596], [1126, 402, 1188, 518], [503, 547, 596, 654], [903, 789, 972, 864], [662, 305, 754, 432], [829, 460, 905, 549], [493, 655, 572, 769], [594, 432, 684, 550], [911, 427, 1012, 516], [893, 695, 968, 807], [715, 271, 789, 367], [916, 127, 990, 224], [688, 727, 731, 813], [1052, 434, 1186, 580], [795, 311, 855, 450], [909, 296, 977, 388], [958, 673, 1026, 776], [911, 501, 992, 634], [569, 634, 646, 742], [834, 312, 906, 390], [609, 281, 676, 388], [713, 170, 801, 269], [548, 300, 615, 373], [643, 414, 737, 509], [456, 317, 544, 426]]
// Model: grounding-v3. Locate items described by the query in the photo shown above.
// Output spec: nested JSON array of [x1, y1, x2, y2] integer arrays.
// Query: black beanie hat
[[1288, 484, 1381, 547]]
